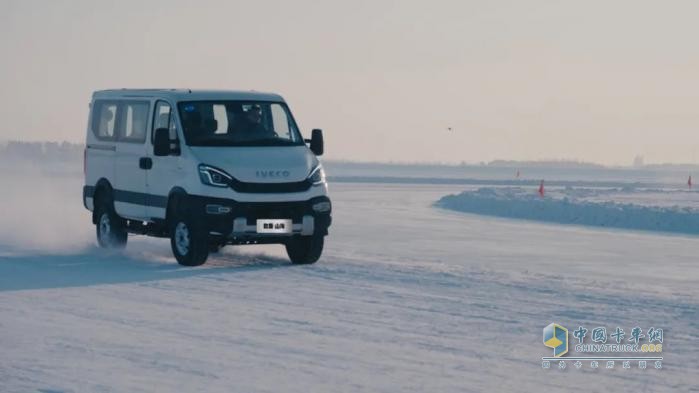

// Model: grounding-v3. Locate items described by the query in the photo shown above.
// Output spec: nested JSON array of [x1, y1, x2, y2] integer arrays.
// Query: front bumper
[[187, 195, 332, 242]]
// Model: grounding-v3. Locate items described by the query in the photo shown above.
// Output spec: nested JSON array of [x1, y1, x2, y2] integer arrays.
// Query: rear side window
[[118, 101, 149, 143], [91, 101, 117, 140], [91, 100, 151, 143]]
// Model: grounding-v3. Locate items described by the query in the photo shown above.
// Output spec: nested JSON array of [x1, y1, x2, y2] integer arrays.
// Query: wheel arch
[[165, 187, 188, 222], [92, 178, 114, 224]]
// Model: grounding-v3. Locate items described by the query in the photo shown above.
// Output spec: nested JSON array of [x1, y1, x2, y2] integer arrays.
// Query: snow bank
[[436, 187, 699, 235]]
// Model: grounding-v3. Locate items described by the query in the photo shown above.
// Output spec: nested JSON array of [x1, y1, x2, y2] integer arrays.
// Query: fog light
[[206, 204, 231, 214], [312, 201, 331, 213]]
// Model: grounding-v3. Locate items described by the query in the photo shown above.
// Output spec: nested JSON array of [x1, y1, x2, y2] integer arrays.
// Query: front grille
[[228, 178, 312, 193], [235, 201, 308, 224]]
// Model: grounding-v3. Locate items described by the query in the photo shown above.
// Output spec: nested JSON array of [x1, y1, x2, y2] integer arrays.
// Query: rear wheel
[[95, 196, 127, 249], [285, 234, 324, 264], [169, 197, 209, 266]]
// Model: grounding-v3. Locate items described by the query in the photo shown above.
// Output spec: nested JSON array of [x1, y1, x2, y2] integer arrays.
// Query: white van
[[83, 89, 331, 266]]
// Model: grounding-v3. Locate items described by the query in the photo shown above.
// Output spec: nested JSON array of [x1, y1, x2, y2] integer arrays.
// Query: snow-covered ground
[[1, 171, 698, 392], [437, 186, 699, 235]]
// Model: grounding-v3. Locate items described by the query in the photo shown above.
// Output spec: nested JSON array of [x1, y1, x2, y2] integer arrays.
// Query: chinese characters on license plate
[[256, 219, 292, 234]]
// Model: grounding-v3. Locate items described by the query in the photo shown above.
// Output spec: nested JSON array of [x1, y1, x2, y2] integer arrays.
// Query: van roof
[[92, 89, 284, 102]]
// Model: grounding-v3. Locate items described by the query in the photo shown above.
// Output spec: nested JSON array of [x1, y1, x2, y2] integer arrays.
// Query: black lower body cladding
[[186, 194, 332, 237], [83, 185, 332, 239]]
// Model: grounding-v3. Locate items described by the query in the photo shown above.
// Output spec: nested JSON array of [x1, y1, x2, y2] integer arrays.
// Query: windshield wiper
[[192, 138, 301, 147], [191, 139, 237, 146], [238, 139, 299, 146]]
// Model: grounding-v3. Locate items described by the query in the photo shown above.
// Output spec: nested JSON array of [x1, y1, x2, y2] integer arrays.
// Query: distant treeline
[[0, 141, 83, 163], [1, 140, 697, 173], [487, 159, 606, 168]]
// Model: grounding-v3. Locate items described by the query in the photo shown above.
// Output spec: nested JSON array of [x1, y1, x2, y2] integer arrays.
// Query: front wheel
[[169, 198, 209, 266], [285, 234, 324, 264]]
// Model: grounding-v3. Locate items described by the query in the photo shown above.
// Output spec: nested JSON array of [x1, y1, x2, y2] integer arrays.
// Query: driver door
[[146, 100, 182, 220]]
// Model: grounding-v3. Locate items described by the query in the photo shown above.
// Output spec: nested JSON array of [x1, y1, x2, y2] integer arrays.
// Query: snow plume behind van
[[0, 141, 92, 253]]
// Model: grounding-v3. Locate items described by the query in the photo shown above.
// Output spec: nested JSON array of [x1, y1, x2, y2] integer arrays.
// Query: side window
[[118, 101, 149, 143], [212, 104, 228, 134], [153, 101, 171, 132], [91, 101, 117, 140], [152, 101, 178, 141], [270, 103, 290, 138]]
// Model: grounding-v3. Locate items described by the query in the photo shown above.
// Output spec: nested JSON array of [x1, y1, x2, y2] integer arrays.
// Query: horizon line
[[1, 138, 697, 169]]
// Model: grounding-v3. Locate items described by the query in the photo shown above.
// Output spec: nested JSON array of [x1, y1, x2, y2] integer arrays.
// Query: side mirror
[[153, 128, 171, 156], [308, 129, 324, 156]]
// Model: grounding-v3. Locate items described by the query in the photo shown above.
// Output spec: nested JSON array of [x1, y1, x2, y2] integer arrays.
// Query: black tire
[[95, 194, 128, 249], [168, 196, 209, 266], [285, 234, 324, 264]]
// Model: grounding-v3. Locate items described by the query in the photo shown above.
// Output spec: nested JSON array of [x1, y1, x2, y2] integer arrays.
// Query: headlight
[[312, 201, 331, 213], [308, 165, 326, 186], [198, 164, 232, 188]]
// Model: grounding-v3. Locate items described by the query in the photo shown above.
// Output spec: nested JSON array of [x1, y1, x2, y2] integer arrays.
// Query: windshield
[[177, 101, 304, 147]]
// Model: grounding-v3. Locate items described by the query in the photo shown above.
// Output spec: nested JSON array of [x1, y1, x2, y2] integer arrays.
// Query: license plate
[[256, 219, 292, 234]]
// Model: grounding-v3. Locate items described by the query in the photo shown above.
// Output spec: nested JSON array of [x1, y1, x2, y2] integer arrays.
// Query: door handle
[[139, 157, 153, 170]]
